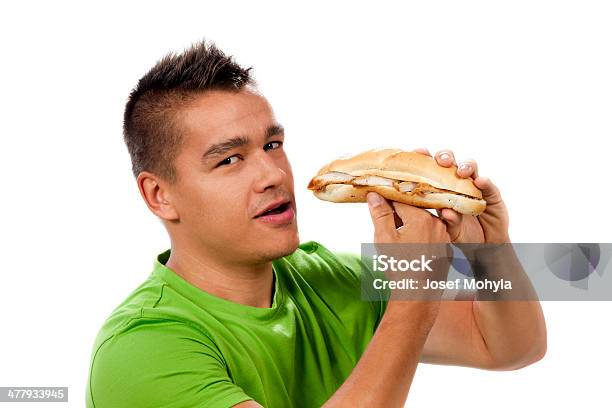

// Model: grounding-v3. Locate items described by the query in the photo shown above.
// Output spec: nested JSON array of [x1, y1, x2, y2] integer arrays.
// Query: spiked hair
[[123, 40, 255, 182]]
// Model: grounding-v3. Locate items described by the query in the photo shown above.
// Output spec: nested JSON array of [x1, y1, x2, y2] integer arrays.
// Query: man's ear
[[136, 171, 180, 221]]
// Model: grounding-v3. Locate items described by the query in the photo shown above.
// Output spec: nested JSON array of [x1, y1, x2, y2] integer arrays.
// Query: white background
[[1, 1, 611, 407]]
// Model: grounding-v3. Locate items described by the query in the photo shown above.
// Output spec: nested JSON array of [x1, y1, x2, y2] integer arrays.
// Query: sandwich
[[307, 148, 487, 216]]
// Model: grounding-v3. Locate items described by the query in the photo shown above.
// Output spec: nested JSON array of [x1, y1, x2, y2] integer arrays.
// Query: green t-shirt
[[86, 241, 387, 408]]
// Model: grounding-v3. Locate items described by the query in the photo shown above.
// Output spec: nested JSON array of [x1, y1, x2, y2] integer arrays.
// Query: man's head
[[123, 40, 299, 265]]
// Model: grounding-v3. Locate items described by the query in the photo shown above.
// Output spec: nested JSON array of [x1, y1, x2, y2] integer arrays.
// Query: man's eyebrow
[[265, 124, 285, 139], [201, 136, 249, 163], [201, 124, 285, 163]]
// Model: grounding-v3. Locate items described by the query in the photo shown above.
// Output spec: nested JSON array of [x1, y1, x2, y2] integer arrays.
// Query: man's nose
[[252, 151, 286, 193]]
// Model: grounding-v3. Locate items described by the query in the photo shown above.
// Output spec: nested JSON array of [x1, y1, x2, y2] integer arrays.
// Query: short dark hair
[[123, 39, 255, 182]]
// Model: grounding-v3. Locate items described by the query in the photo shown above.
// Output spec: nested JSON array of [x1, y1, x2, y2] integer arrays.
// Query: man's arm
[[314, 192, 453, 407], [322, 300, 441, 407], [406, 148, 547, 371], [421, 298, 546, 370], [420, 244, 547, 370]]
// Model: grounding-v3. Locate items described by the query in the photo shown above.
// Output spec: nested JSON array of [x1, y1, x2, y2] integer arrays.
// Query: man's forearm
[[470, 244, 547, 369], [322, 301, 440, 408]]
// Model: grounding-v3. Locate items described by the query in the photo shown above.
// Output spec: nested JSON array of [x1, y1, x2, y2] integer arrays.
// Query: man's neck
[[165, 245, 275, 308]]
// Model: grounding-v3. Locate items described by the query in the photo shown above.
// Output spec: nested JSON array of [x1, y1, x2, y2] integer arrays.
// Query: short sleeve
[[333, 251, 389, 330], [87, 319, 253, 408]]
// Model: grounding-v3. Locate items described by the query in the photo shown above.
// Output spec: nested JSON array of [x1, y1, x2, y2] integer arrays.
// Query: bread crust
[[309, 148, 487, 216]]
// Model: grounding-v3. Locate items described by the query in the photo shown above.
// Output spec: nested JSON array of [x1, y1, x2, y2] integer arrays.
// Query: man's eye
[[264, 141, 283, 151], [216, 155, 240, 167]]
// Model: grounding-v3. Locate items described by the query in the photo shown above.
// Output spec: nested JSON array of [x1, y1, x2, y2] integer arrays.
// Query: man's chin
[[274, 234, 301, 258], [255, 231, 301, 261]]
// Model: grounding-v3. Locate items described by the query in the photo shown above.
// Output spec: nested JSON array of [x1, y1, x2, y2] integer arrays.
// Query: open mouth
[[255, 201, 291, 218]]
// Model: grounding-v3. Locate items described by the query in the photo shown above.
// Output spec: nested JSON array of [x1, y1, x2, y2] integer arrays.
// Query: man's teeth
[[263, 203, 286, 215]]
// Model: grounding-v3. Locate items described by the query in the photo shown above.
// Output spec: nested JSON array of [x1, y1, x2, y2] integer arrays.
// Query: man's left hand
[[413, 148, 510, 244]]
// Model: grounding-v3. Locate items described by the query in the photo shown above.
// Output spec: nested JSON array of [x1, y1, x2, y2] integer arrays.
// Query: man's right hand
[[366, 191, 453, 303], [366, 191, 451, 245]]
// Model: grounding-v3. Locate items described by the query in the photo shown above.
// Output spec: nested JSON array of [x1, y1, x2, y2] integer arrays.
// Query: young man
[[86, 40, 546, 408]]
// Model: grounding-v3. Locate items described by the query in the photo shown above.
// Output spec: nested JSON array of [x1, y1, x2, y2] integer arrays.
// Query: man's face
[[167, 88, 300, 264]]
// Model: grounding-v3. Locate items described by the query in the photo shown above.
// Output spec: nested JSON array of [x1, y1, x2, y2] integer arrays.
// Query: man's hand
[[412, 147, 510, 244], [410, 148, 546, 372], [366, 190, 453, 301], [366, 190, 451, 245]]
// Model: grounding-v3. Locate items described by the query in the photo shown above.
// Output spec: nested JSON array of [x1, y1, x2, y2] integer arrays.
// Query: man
[[86, 40, 546, 408]]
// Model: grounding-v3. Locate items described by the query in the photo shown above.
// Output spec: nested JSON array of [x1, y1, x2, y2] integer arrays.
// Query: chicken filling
[[308, 171, 478, 199]]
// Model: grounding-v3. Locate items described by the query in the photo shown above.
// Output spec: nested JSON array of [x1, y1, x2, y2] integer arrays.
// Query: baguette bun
[[307, 148, 487, 216]]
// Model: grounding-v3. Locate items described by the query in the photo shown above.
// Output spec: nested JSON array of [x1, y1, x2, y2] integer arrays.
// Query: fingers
[[437, 208, 462, 225], [367, 192, 398, 240], [393, 202, 451, 244], [371, 197, 452, 244], [433, 149, 479, 179], [416, 146, 480, 179], [434, 149, 456, 167], [473, 176, 503, 205], [457, 158, 479, 179], [392, 201, 443, 228], [437, 208, 464, 241]]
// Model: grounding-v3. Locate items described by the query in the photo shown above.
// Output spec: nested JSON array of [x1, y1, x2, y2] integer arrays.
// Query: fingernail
[[367, 193, 383, 208], [440, 153, 450, 161], [459, 163, 471, 172]]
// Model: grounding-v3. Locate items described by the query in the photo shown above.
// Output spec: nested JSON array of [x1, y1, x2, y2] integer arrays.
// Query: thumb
[[437, 208, 462, 226], [437, 208, 463, 240], [367, 192, 397, 239], [473, 176, 503, 205]]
